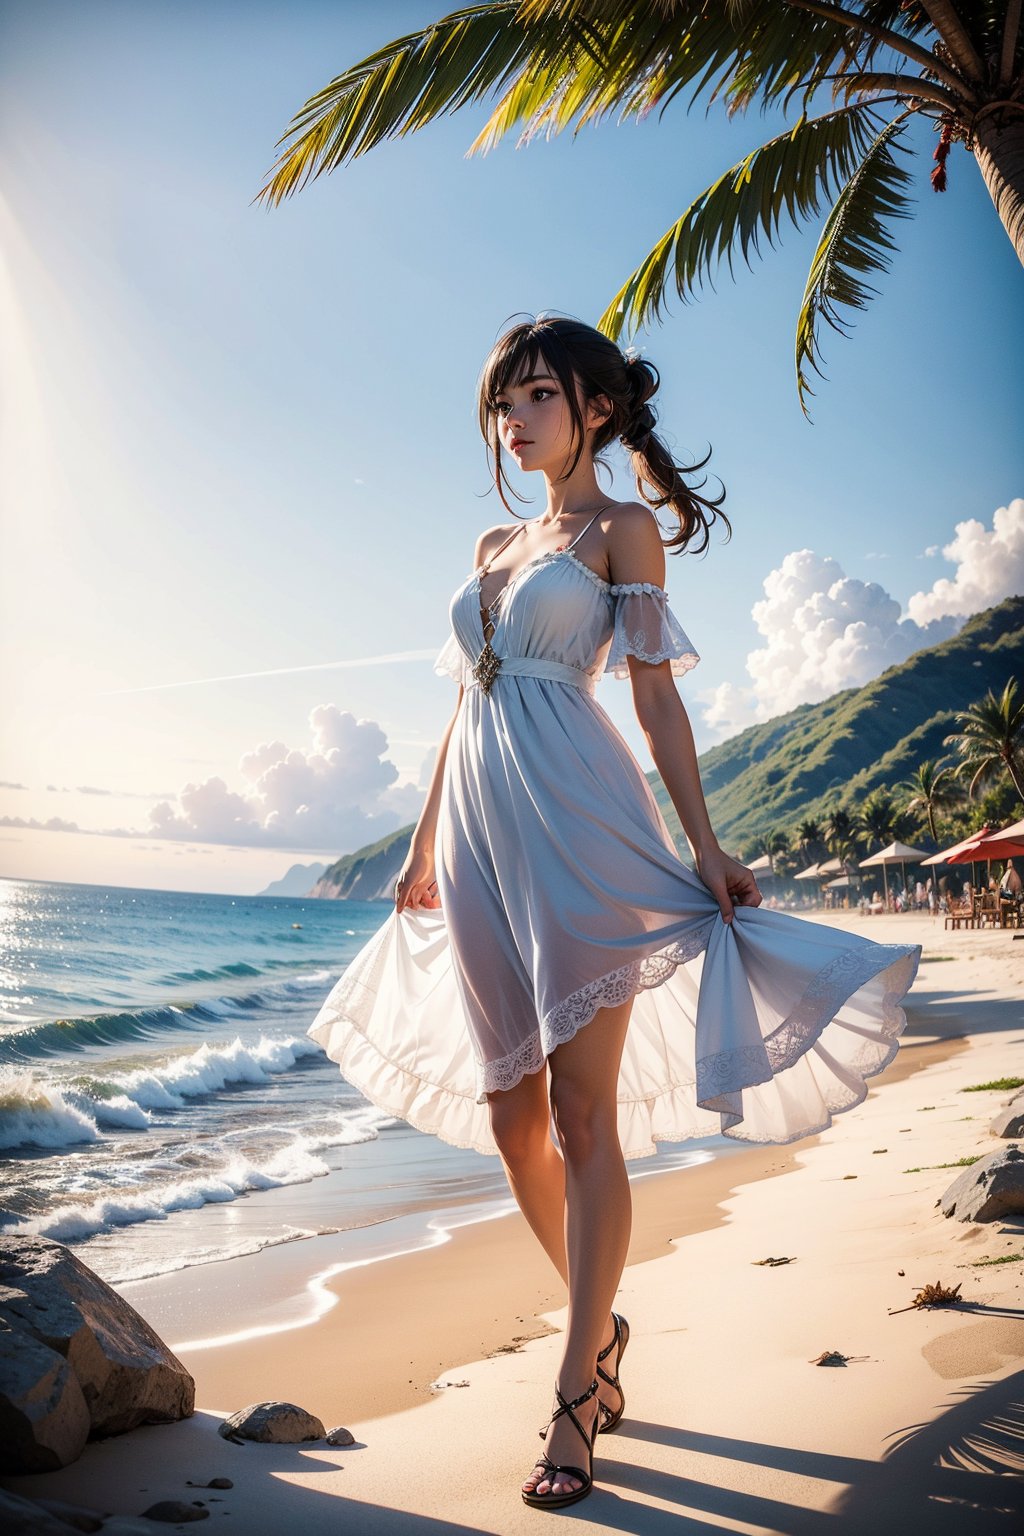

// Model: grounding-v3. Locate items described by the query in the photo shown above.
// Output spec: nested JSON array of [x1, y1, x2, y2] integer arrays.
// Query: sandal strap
[[596, 1312, 623, 1365], [538, 1379, 599, 1452]]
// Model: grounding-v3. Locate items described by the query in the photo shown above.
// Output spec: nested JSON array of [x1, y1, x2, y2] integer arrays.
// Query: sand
[[6, 912, 1024, 1533]]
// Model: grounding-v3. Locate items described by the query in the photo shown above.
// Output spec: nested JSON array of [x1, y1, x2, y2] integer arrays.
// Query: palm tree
[[856, 787, 902, 849], [824, 805, 857, 855], [757, 827, 790, 873], [944, 678, 1024, 800], [796, 818, 827, 862], [898, 758, 957, 842], [258, 3, 1024, 417]]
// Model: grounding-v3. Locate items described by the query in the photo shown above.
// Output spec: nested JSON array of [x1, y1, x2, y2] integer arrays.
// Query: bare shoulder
[[473, 520, 519, 571], [605, 501, 667, 589]]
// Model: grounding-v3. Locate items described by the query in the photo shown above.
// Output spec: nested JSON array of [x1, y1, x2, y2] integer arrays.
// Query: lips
[[510, 439, 532, 450]]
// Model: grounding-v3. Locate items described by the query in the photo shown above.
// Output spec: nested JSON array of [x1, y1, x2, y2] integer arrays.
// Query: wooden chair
[[943, 893, 972, 930]]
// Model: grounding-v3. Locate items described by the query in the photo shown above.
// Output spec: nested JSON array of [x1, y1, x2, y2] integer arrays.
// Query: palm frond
[[595, 103, 891, 341], [258, 2, 543, 203], [795, 108, 914, 415]]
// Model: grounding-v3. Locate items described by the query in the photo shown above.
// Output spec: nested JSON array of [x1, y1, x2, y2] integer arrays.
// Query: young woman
[[308, 314, 920, 1512]]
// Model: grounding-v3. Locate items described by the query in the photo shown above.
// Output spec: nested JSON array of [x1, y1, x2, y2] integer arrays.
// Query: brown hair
[[476, 312, 729, 555]]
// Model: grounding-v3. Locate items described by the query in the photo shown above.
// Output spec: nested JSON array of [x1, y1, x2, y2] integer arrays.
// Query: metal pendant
[[472, 640, 502, 695]]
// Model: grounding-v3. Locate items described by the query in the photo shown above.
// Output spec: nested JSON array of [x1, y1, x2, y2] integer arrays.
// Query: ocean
[[0, 877, 723, 1300]]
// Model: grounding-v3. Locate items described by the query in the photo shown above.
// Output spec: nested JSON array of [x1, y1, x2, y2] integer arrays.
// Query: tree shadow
[[589, 1371, 1024, 1534]]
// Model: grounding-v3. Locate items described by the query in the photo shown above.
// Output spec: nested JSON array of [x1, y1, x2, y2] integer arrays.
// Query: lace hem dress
[[308, 514, 920, 1156]]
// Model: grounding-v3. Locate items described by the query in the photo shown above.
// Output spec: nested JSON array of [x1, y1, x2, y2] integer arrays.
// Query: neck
[[539, 484, 608, 525]]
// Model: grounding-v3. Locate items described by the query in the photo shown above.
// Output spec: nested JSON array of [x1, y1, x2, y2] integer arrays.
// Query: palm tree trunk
[[973, 115, 1024, 265], [927, 803, 937, 844], [1005, 748, 1024, 802]]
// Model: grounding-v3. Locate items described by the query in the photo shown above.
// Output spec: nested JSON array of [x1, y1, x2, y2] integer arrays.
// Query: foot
[[521, 1385, 600, 1501]]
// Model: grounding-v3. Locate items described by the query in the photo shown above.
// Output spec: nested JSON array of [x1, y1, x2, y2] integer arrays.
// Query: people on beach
[[309, 314, 920, 1511]]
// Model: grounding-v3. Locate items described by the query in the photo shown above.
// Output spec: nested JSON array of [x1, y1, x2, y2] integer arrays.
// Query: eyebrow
[[495, 374, 557, 391]]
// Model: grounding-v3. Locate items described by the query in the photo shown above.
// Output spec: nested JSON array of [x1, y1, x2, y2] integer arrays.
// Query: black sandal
[[596, 1311, 630, 1433], [521, 1378, 600, 1511]]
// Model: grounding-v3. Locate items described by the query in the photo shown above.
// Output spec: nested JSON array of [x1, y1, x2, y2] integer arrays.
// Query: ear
[[586, 392, 613, 429]]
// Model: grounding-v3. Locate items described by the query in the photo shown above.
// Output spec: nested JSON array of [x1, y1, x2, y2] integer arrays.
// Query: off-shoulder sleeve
[[433, 631, 470, 688], [606, 582, 700, 680]]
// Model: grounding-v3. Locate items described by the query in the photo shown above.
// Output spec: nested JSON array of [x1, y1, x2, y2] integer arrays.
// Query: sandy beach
[[6, 912, 1024, 1533]]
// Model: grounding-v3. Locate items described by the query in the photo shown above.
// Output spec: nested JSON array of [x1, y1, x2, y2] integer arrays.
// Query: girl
[[309, 314, 920, 1512]]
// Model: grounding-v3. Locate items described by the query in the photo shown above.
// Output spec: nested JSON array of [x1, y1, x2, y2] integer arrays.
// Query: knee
[[488, 1092, 552, 1170], [549, 1075, 614, 1164]]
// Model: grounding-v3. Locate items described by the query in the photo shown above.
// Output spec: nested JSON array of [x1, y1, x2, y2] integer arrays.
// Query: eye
[[491, 387, 556, 415]]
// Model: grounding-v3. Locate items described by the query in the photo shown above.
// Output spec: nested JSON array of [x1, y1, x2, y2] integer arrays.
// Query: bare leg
[[487, 1062, 622, 1428], [522, 997, 634, 1500]]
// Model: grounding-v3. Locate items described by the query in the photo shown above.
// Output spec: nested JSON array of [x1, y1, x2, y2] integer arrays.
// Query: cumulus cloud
[[147, 703, 425, 851], [700, 498, 1021, 742], [906, 497, 1024, 625]]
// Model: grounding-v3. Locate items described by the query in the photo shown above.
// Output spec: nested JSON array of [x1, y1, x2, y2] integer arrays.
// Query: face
[[491, 365, 609, 477]]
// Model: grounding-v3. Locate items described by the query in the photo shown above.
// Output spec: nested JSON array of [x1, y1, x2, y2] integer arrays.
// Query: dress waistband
[[467, 654, 596, 696]]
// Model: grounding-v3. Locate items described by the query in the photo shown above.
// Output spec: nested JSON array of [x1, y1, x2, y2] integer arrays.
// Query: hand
[[394, 843, 441, 913], [694, 844, 762, 924]]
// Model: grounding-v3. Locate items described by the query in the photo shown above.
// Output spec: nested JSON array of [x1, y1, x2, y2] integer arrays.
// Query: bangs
[[482, 327, 576, 407]]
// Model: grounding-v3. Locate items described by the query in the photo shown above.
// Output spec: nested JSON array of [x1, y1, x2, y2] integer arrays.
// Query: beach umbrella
[[794, 863, 821, 881], [858, 841, 929, 904], [921, 827, 991, 866], [826, 875, 853, 888], [816, 857, 845, 876], [965, 821, 1024, 859], [746, 853, 774, 876]]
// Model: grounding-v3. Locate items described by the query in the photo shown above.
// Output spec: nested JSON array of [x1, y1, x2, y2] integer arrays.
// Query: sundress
[[308, 511, 920, 1157]]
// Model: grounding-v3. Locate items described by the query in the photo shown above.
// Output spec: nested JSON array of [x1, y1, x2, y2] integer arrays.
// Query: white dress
[[308, 513, 920, 1158]]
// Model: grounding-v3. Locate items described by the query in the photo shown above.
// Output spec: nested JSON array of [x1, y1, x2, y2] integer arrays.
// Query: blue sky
[[2, 0, 1022, 894]]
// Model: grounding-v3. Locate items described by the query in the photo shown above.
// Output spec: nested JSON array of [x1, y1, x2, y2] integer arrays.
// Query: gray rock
[[939, 1144, 1024, 1222], [0, 1486, 86, 1534], [990, 1102, 1024, 1137], [325, 1424, 355, 1446], [140, 1500, 210, 1522], [35, 1499, 106, 1533], [0, 1316, 91, 1473], [0, 1235, 194, 1474], [218, 1400, 325, 1443]]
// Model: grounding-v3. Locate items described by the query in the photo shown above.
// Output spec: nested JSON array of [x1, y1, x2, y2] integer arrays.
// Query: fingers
[[711, 879, 734, 924], [394, 876, 440, 912]]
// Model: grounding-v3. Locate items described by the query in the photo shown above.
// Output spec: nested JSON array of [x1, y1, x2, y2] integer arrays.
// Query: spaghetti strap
[[564, 508, 606, 552], [479, 523, 527, 573]]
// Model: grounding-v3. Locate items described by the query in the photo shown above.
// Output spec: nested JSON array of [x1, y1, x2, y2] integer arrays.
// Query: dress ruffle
[[606, 584, 700, 680], [307, 903, 920, 1158]]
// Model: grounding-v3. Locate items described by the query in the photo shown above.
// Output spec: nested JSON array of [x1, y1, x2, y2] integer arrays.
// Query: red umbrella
[[982, 818, 1024, 856], [921, 828, 991, 866]]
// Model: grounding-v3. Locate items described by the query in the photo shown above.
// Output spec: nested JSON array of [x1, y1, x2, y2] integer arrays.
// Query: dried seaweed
[[752, 1255, 796, 1266], [888, 1279, 963, 1315]]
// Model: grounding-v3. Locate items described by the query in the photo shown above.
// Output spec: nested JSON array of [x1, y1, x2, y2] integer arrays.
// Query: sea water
[[0, 877, 718, 1295]]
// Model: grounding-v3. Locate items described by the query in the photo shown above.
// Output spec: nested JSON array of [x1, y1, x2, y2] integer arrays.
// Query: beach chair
[[943, 894, 971, 930], [977, 893, 1000, 929]]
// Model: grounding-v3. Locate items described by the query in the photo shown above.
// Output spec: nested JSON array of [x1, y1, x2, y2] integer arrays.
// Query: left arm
[[607, 505, 761, 924]]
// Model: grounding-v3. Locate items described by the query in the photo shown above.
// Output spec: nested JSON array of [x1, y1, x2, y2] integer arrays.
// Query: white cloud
[[699, 497, 1022, 741], [148, 704, 426, 851], [906, 497, 1024, 624]]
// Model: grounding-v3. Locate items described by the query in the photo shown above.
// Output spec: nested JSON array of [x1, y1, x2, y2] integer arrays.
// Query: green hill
[[651, 595, 1024, 851], [310, 596, 1022, 894]]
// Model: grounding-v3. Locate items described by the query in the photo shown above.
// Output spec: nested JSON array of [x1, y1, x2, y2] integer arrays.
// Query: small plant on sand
[[903, 1156, 982, 1172], [970, 1252, 1023, 1267], [752, 1255, 796, 1266], [961, 1078, 1024, 1092], [889, 1280, 963, 1315], [810, 1350, 852, 1366]]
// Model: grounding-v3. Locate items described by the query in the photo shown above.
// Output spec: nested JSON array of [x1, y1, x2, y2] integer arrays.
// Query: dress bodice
[[433, 532, 702, 693]]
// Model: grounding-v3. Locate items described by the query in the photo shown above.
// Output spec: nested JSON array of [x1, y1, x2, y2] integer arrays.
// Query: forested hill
[[651, 595, 1024, 852], [307, 596, 1022, 896]]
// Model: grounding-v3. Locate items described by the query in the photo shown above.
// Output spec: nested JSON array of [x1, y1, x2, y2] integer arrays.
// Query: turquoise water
[[0, 877, 718, 1290]]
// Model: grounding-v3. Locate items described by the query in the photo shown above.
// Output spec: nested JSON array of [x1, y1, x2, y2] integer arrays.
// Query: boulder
[[990, 1087, 1024, 1139], [217, 1401, 325, 1443], [939, 1144, 1024, 1222], [326, 1424, 355, 1446], [34, 1500, 105, 1533], [0, 1235, 194, 1474], [0, 1486, 90, 1535], [0, 1316, 91, 1473]]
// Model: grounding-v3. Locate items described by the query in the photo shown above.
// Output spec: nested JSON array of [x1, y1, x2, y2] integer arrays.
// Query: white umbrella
[[746, 853, 774, 875], [859, 840, 930, 903], [794, 863, 821, 881]]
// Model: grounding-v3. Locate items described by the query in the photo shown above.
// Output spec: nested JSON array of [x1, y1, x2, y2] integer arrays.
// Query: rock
[[939, 1144, 1024, 1222], [0, 1487, 88, 1534], [0, 1316, 91, 1473], [0, 1236, 194, 1473], [218, 1401, 325, 1443], [140, 1500, 210, 1522], [186, 1477, 233, 1489], [35, 1500, 106, 1533], [990, 1090, 1024, 1138], [326, 1425, 355, 1446]]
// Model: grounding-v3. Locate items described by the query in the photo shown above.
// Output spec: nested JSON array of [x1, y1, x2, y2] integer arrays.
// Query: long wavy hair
[[476, 313, 729, 556]]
